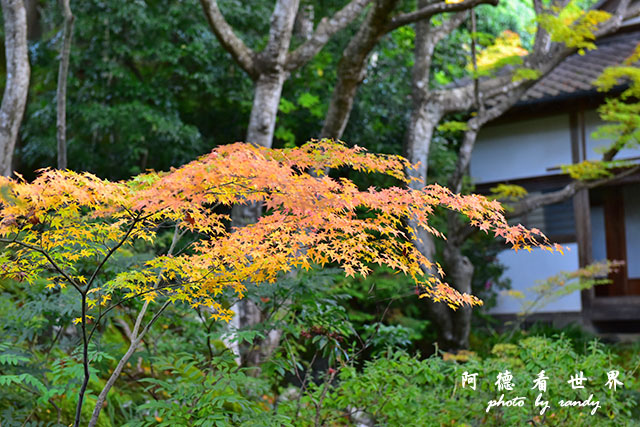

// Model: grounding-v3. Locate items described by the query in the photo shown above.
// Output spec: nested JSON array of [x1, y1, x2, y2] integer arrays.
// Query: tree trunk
[[56, 0, 74, 170], [294, 4, 314, 40], [320, 0, 399, 139], [0, 0, 30, 177], [404, 7, 442, 183], [320, 0, 487, 140], [440, 234, 473, 351], [320, 60, 365, 139], [403, 2, 468, 352], [229, 0, 299, 367], [24, 0, 40, 40], [246, 71, 287, 146]]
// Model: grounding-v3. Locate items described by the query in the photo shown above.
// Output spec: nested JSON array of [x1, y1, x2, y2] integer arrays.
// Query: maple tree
[[0, 139, 560, 426]]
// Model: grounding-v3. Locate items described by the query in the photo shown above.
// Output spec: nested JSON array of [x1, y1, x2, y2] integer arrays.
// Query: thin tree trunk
[[441, 231, 473, 351], [24, 0, 40, 40], [88, 300, 170, 427], [246, 71, 287, 146], [294, 3, 314, 40], [56, 0, 74, 170], [229, 0, 299, 367], [0, 0, 30, 177], [416, 0, 635, 350], [87, 226, 183, 426], [319, 61, 364, 139]]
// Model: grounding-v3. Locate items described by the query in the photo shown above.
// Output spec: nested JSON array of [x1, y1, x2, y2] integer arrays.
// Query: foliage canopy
[[0, 140, 561, 320]]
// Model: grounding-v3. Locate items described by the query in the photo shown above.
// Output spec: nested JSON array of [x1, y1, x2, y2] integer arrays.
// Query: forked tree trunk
[[202, 0, 370, 367], [320, 0, 495, 140], [202, 0, 499, 360], [0, 0, 30, 177], [246, 71, 288, 146], [405, 0, 635, 351]]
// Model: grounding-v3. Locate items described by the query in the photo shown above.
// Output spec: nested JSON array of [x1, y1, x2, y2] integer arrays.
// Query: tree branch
[[258, 0, 300, 71], [431, 11, 467, 46], [508, 166, 640, 219], [596, 0, 631, 37], [286, 0, 371, 71], [199, 0, 259, 79], [449, 81, 531, 193], [385, 0, 497, 33], [623, 0, 640, 21], [0, 237, 82, 293], [87, 299, 170, 427], [320, 0, 399, 138], [447, 0, 635, 192], [87, 224, 183, 426], [86, 214, 142, 291]]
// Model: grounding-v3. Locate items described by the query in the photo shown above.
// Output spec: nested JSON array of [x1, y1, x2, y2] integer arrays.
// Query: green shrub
[[276, 335, 640, 426]]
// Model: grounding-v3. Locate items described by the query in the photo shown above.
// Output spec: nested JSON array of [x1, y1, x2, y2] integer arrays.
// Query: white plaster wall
[[471, 115, 572, 184], [489, 243, 581, 314], [585, 109, 640, 161]]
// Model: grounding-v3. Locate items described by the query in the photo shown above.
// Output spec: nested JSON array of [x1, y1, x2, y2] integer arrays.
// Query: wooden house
[[470, 22, 640, 331]]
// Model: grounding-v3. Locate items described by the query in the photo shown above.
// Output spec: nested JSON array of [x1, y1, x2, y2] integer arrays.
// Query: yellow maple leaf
[[72, 315, 94, 325]]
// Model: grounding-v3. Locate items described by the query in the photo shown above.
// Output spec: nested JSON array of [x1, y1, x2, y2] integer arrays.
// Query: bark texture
[[0, 0, 30, 177], [404, 11, 466, 181], [56, 0, 74, 170], [294, 4, 315, 41]]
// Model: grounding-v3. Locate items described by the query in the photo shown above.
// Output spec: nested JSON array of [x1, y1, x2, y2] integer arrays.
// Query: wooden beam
[[570, 109, 596, 314], [573, 190, 592, 268], [601, 187, 629, 296]]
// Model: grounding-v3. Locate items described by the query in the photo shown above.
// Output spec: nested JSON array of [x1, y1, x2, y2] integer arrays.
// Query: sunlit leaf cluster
[[537, 0, 611, 54], [592, 46, 640, 153], [0, 140, 561, 322], [489, 183, 528, 202], [472, 30, 529, 77]]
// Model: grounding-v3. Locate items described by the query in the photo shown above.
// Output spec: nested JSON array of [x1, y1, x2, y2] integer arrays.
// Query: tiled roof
[[520, 30, 639, 103]]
